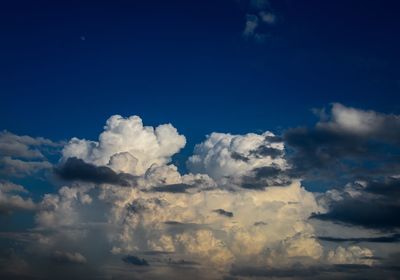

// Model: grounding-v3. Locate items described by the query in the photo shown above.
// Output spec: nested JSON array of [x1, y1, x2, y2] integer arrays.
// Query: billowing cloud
[[62, 115, 186, 176], [187, 131, 287, 188], [2, 110, 398, 279]]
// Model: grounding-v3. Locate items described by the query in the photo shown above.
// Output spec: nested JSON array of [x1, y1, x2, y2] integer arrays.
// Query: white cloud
[[187, 131, 286, 186], [317, 103, 400, 139], [101, 180, 323, 270], [5, 113, 382, 279], [62, 115, 186, 176]]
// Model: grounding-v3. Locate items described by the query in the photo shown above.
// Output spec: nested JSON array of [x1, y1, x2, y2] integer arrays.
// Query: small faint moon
[[80, 36, 86, 41]]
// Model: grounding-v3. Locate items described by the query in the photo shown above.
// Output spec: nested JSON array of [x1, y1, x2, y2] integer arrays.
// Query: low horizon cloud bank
[[1, 103, 400, 279]]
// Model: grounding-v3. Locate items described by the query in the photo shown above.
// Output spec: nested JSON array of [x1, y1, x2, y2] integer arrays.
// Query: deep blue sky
[[1, 0, 400, 150]]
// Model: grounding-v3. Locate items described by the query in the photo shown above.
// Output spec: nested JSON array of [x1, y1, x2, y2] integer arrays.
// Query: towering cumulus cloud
[[1, 111, 384, 279], [62, 115, 186, 175]]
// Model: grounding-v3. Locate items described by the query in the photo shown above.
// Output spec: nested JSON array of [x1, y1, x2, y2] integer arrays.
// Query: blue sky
[[1, 0, 400, 144], [1, 1, 400, 279]]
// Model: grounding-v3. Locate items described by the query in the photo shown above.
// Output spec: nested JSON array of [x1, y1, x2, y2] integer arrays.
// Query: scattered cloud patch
[[0, 131, 60, 177], [52, 251, 87, 264], [0, 181, 35, 214]]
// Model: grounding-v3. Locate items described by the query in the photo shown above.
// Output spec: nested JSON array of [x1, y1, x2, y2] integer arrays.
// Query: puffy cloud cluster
[[3, 110, 393, 279], [62, 115, 186, 176], [187, 131, 287, 188], [31, 115, 332, 278], [102, 181, 323, 269]]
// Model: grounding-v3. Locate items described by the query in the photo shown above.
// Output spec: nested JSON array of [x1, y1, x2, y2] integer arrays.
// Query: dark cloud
[[282, 105, 400, 232], [152, 183, 193, 193], [122, 255, 149, 266], [55, 157, 136, 186], [312, 177, 400, 230], [230, 152, 249, 162], [213, 209, 233, 217], [229, 263, 400, 279], [311, 198, 400, 230], [318, 233, 400, 243], [283, 104, 400, 180], [284, 126, 370, 177], [230, 264, 321, 278], [365, 177, 400, 196], [249, 145, 284, 159], [240, 166, 290, 189], [166, 259, 199, 267], [51, 251, 86, 264]]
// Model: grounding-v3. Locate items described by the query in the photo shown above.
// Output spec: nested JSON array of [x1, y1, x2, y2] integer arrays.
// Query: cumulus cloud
[[102, 181, 324, 270], [62, 115, 186, 176], [187, 131, 287, 188], [2, 110, 396, 279]]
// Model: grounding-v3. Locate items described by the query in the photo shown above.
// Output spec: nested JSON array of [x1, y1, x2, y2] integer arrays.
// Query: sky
[[1, 0, 400, 279]]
